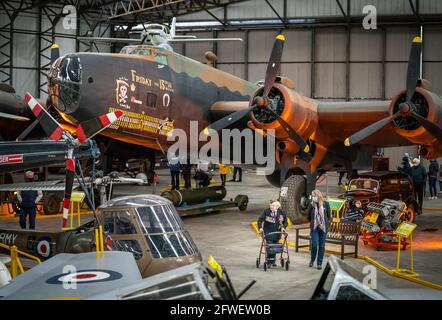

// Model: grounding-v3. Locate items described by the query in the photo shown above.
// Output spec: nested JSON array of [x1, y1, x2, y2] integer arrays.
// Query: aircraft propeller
[[207, 34, 310, 155], [50, 44, 60, 64], [24, 92, 123, 227], [344, 37, 442, 146]]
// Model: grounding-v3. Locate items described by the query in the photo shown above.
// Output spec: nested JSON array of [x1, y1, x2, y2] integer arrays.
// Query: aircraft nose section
[[48, 54, 82, 114]]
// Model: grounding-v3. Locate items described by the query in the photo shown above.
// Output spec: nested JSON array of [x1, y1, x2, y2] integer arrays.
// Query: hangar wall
[[1, 0, 440, 169], [0, 3, 110, 99], [173, 26, 442, 102], [173, 0, 442, 167]]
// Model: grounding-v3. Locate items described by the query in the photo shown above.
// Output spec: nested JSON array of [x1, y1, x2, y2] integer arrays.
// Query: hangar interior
[[2, 0, 442, 164], [0, 0, 442, 300]]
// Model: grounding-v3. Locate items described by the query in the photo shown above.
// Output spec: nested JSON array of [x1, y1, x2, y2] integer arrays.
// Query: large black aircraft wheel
[[263, 262, 267, 272], [285, 261, 290, 271], [256, 258, 260, 268], [43, 192, 62, 215], [280, 175, 309, 224]]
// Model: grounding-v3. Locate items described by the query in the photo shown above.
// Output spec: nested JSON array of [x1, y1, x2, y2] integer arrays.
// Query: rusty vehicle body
[[339, 171, 418, 222]]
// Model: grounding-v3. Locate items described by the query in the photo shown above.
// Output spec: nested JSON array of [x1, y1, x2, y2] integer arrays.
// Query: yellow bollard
[[9, 245, 24, 278], [410, 234, 414, 273], [95, 228, 99, 259], [77, 202, 81, 227], [99, 225, 104, 254], [70, 202, 74, 229], [10, 245, 17, 278]]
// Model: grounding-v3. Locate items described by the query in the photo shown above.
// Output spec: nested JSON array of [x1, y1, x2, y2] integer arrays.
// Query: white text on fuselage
[[0, 233, 18, 245]]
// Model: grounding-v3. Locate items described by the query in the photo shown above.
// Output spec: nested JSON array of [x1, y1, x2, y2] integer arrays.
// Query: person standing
[[16, 171, 42, 230], [428, 159, 439, 200], [168, 155, 180, 190], [338, 171, 345, 186], [219, 164, 229, 186], [306, 189, 331, 270], [182, 158, 192, 189], [258, 200, 287, 267], [439, 163, 442, 194], [398, 156, 412, 177], [411, 158, 427, 214], [230, 166, 242, 182]]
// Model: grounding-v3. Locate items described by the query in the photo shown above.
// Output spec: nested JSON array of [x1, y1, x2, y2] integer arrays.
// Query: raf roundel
[[46, 269, 123, 285], [35, 237, 52, 258]]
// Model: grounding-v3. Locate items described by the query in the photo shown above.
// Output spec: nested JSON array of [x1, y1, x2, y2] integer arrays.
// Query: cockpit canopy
[[119, 45, 170, 62], [98, 195, 199, 260]]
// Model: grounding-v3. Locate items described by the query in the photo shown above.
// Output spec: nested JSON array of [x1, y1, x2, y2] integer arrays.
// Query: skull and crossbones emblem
[[115, 80, 129, 105]]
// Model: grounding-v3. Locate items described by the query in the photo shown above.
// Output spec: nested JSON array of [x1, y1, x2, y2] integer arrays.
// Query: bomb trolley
[[256, 231, 290, 271]]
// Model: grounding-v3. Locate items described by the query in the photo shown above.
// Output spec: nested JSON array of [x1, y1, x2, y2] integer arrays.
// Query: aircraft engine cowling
[[390, 87, 442, 153], [249, 82, 318, 155], [265, 166, 282, 188]]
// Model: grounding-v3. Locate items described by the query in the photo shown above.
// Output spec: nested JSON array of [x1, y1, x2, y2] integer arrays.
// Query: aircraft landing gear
[[280, 172, 317, 224]]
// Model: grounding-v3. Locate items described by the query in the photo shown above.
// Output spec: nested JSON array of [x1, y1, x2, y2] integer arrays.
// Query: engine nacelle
[[265, 167, 282, 188], [390, 87, 442, 156], [248, 82, 319, 155]]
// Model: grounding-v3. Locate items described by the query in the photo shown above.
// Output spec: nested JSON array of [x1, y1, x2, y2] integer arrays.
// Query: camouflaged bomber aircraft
[[1, 18, 442, 223]]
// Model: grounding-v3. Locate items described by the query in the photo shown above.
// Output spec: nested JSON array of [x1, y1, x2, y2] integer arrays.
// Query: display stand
[[62, 191, 85, 231], [392, 221, 419, 278], [327, 197, 346, 220]]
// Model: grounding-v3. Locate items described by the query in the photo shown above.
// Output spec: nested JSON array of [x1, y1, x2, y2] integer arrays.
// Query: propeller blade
[[51, 44, 60, 64], [0, 112, 29, 121], [344, 113, 400, 146], [263, 34, 285, 98], [25, 92, 65, 141], [16, 118, 39, 141], [405, 37, 422, 102], [76, 111, 124, 144], [62, 153, 75, 228], [412, 112, 442, 141], [264, 107, 310, 154], [170, 17, 176, 38], [206, 106, 255, 131]]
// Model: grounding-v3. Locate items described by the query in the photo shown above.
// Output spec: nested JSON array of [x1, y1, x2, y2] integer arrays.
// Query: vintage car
[[339, 171, 418, 222]]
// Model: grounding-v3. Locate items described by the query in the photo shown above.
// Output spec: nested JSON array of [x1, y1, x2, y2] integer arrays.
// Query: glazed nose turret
[[48, 54, 82, 115]]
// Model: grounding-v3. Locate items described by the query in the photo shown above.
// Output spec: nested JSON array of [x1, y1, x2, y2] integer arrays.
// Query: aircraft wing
[[0, 180, 80, 192], [0, 139, 97, 174], [0, 252, 142, 300], [317, 100, 412, 147]]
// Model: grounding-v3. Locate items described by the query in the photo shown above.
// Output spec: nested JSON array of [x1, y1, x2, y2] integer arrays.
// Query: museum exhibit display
[[0, 0, 441, 310]]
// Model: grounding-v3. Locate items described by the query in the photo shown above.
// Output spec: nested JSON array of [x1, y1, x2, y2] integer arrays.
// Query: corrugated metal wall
[[175, 26, 442, 101], [0, 9, 110, 99], [179, 0, 442, 20], [173, 0, 442, 169]]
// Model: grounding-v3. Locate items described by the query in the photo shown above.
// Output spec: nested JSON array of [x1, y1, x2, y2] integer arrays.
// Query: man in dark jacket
[[428, 159, 439, 200], [181, 157, 192, 189], [258, 200, 287, 266], [17, 171, 42, 229], [168, 155, 181, 190], [411, 158, 427, 213], [398, 156, 412, 176]]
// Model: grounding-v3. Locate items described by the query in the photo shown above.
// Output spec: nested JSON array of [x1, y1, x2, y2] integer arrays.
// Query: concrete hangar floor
[[1, 169, 441, 299]]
